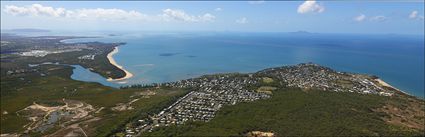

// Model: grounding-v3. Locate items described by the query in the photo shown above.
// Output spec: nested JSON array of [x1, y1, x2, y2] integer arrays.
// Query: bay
[[56, 32, 425, 97]]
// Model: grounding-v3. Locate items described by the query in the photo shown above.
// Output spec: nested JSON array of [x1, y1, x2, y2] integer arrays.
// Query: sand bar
[[106, 47, 133, 81]]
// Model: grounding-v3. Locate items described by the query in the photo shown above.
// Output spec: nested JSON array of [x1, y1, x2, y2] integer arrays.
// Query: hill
[[122, 63, 424, 136]]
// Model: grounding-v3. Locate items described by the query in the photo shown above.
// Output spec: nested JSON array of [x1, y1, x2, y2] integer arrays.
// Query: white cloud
[[369, 15, 387, 22], [236, 17, 248, 24], [67, 8, 148, 21], [297, 0, 325, 14], [161, 9, 215, 22], [248, 0, 265, 4], [354, 14, 366, 22], [4, 4, 66, 17], [354, 14, 390, 23], [409, 10, 424, 20], [409, 10, 418, 19], [214, 8, 222, 11], [4, 4, 146, 21], [201, 13, 216, 22], [3, 4, 215, 22]]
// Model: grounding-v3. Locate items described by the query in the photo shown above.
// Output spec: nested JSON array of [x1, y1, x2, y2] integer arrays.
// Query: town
[[256, 63, 395, 96], [126, 73, 271, 136]]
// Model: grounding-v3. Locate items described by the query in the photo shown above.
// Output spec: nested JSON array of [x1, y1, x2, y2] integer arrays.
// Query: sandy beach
[[106, 47, 133, 81], [375, 78, 409, 95], [376, 79, 394, 88]]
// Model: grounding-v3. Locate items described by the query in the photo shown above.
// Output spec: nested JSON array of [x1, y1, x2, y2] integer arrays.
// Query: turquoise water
[[50, 32, 425, 97]]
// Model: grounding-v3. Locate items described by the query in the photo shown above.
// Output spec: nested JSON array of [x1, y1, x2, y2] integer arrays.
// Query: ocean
[[15, 31, 425, 97]]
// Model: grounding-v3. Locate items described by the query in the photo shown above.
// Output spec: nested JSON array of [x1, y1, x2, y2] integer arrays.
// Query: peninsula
[[106, 47, 133, 81], [0, 34, 127, 79]]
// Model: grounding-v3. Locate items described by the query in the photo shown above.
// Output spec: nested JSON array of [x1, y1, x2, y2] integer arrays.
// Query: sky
[[1, 1, 424, 35]]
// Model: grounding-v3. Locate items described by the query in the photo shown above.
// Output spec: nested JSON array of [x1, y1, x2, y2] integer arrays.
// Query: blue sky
[[1, 1, 424, 35]]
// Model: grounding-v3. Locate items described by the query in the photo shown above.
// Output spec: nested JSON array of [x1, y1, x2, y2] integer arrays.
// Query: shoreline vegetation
[[106, 47, 133, 81]]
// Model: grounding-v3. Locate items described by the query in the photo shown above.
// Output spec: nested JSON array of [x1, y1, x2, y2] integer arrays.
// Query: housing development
[[256, 63, 396, 96], [124, 63, 400, 136]]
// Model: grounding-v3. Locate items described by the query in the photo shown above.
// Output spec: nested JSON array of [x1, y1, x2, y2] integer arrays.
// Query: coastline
[[106, 47, 133, 81], [375, 78, 410, 95]]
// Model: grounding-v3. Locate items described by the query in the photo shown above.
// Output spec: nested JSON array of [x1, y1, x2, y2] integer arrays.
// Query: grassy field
[[262, 77, 274, 83], [256, 86, 276, 94], [144, 88, 424, 136]]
